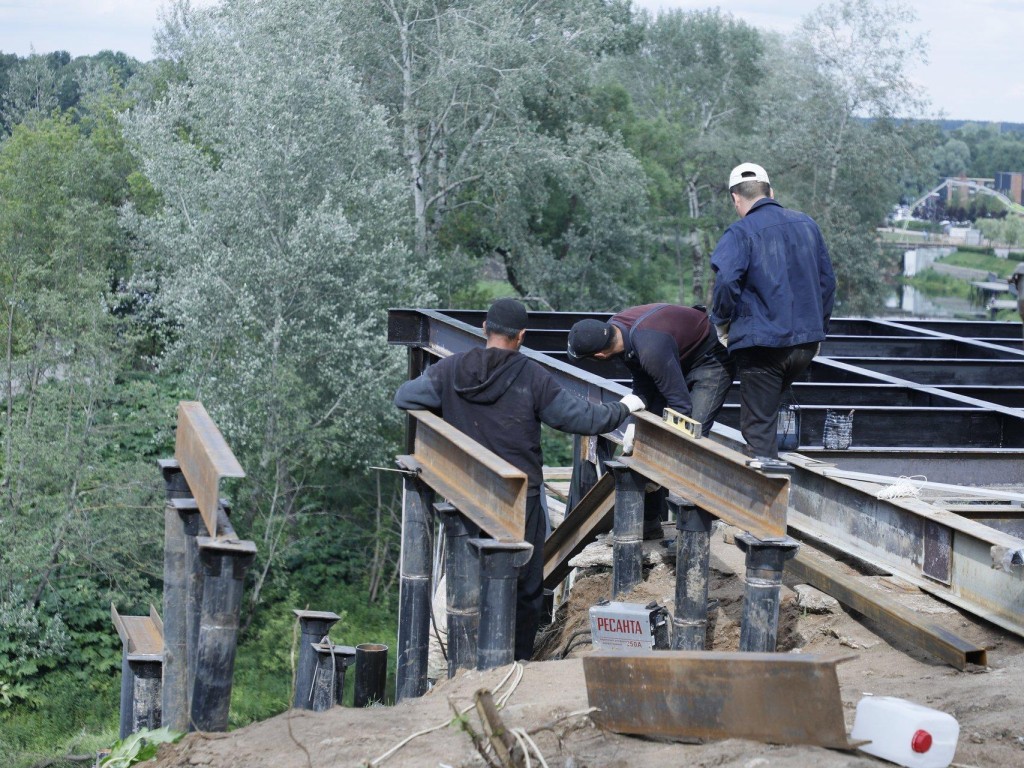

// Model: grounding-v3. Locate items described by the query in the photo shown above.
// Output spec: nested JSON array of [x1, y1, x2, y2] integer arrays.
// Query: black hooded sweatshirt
[[394, 347, 629, 496]]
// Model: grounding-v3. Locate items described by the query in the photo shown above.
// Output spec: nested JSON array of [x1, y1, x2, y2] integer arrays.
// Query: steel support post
[[354, 643, 389, 707], [158, 459, 192, 500], [292, 610, 340, 710], [159, 464, 205, 733], [129, 659, 162, 735], [118, 651, 163, 738], [182, 505, 207, 721], [671, 495, 715, 650], [435, 502, 480, 677], [608, 460, 646, 598], [395, 467, 434, 702], [310, 643, 356, 711], [189, 537, 256, 732], [118, 652, 133, 738], [735, 533, 800, 653], [469, 539, 533, 670]]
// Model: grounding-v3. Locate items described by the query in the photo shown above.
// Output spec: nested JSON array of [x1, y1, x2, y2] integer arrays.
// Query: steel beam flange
[[407, 410, 527, 541], [624, 411, 790, 541]]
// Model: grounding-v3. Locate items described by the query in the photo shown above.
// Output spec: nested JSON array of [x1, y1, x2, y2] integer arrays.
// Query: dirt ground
[[151, 524, 1024, 768]]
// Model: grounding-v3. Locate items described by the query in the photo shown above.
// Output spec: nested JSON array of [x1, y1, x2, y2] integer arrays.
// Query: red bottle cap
[[911, 729, 933, 753]]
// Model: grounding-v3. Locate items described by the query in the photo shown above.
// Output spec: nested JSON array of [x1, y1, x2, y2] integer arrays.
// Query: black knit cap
[[485, 297, 529, 335], [567, 318, 613, 358]]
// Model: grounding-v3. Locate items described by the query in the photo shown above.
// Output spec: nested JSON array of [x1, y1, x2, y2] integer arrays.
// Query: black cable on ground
[[559, 629, 593, 659]]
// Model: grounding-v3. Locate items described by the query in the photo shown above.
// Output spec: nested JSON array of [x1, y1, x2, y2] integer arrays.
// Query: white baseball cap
[[728, 162, 770, 189]]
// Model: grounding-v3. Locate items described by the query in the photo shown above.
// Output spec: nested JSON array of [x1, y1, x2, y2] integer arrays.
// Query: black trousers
[[733, 342, 818, 458], [515, 494, 546, 660]]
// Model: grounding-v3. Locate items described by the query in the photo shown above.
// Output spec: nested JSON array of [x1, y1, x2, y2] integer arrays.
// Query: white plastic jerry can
[[850, 696, 960, 768]]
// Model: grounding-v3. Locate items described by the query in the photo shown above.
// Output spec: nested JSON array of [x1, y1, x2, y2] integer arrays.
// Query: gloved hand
[[622, 423, 636, 455], [620, 394, 645, 414], [715, 323, 730, 348]]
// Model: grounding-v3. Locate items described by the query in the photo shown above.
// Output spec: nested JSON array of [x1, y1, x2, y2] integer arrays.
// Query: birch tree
[[614, 9, 763, 304], [125, 0, 430, 607], [753, 0, 931, 312], [338, 0, 647, 308]]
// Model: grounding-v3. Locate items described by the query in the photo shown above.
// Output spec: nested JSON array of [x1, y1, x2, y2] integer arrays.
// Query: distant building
[[944, 176, 995, 206], [994, 172, 1024, 204]]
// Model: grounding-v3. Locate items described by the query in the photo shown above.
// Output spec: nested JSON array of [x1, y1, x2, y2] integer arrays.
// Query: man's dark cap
[[567, 319, 613, 358], [486, 298, 529, 334]]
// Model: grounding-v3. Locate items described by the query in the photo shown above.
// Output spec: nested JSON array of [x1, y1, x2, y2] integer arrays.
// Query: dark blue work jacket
[[709, 197, 836, 352]]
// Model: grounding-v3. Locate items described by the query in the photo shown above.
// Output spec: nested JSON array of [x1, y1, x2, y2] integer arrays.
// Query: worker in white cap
[[709, 163, 836, 460]]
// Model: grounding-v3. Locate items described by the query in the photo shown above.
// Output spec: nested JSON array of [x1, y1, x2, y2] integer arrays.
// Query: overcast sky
[[1, 0, 1022, 123]]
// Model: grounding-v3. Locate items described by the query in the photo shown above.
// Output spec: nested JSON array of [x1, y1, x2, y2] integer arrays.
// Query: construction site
[[143, 308, 1024, 768]]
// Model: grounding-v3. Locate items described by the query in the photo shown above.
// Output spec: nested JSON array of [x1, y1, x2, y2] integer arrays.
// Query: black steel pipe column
[[158, 460, 203, 733], [608, 460, 646, 598], [435, 502, 480, 677], [354, 643, 389, 707], [469, 539, 533, 670], [119, 657, 162, 737], [671, 495, 715, 650], [394, 464, 434, 702], [189, 537, 256, 731], [735, 532, 800, 653], [292, 610, 340, 710]]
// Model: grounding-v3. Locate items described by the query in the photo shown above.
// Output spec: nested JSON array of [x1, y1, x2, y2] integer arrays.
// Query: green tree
[[126, 0, 432, 610], [338, 0, 647, 309], [932, 138, 972, 178], [0, 113, 159, 706], [752, 0, 931, 313], [610, 8, 764, 304]]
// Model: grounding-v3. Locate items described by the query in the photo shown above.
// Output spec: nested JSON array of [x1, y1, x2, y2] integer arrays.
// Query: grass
[[939, 250, 1018, 276]]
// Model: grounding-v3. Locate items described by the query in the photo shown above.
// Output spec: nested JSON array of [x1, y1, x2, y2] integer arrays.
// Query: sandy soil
[[150, 525, 1024, 768]]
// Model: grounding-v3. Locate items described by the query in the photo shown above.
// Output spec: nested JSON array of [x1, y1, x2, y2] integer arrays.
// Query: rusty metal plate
[[174, 401, 245, 537], [584, 650, 853, 748], [408, 410, 527, 541], [787, 551, 986, 670], [625, 412, 789, 540]]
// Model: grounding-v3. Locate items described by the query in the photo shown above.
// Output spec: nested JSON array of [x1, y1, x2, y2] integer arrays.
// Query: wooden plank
[[543, 471, 615, 588], [584, 651, 853, 749], [174, 401, 245, 537], [408, 410, 527, 541], [787, 550, 988, 670]]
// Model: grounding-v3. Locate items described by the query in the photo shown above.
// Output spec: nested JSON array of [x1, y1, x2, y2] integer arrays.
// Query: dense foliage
[[3, 0, 1016, 764]]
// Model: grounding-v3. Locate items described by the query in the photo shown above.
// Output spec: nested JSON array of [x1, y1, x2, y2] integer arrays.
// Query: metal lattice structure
[[388, 309, 1024, 645]]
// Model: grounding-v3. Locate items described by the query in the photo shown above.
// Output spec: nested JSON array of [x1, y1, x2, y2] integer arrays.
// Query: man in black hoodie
[[394, 298, 644, 660]]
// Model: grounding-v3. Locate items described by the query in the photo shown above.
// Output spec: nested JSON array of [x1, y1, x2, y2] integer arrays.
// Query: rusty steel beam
[[543, 471, 615, 588], [405, 410, 527, 541], [111, 604, 164, 660], [787, 551, 987, 670], [583, 651, 853, 748], [624, 411, 790, 541], [174, 402, 245, 537]]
